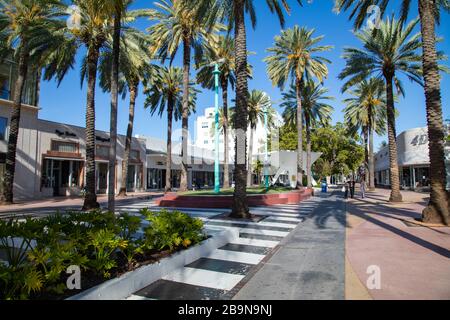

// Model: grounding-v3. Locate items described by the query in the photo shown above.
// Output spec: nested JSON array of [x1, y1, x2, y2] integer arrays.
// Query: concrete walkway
[[346, 188, 450, 300], [0, 191, 163, 218], [233, 191, 346, 300]]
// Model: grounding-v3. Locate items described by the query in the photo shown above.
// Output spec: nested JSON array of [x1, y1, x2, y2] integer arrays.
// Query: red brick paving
[[346, 188, 450, 299]]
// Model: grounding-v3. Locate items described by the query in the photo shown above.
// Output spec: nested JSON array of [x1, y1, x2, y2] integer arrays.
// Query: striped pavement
[[122, 197, 322, 300]]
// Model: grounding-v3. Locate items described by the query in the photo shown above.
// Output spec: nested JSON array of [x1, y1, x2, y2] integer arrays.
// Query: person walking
[[344, 181, 349, 199], [350, 179, 355, 199], [360, 178, 367, 199]]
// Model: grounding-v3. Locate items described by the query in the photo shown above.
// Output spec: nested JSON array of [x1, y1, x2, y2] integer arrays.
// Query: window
[[96, 145, 109, 158], [51, 140, 77, 153], [0, 117, 7, 141], [130, 150, 139, 160], [0, 63, 10, 100], [204, 140, 208, 145]]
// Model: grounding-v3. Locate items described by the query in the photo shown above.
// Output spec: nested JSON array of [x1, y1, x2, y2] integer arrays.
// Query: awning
[[43, 156, 84, 162]]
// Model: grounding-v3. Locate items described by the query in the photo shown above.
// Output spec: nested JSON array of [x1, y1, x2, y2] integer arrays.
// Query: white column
[[69, 161, 73, 187]]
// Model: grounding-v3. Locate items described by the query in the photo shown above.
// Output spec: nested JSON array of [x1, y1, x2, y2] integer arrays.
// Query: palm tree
[[97, 26, 155, 198], [334, 0, 450, 225], [196, 35, 236, 189], [148, 0, 223, 192], [201, 0, 301, 218], [281, 80, 334, 187], [245, 90, 273, 187], [339, 17, 423, 203], [144, 66, 197, 192], [42, 0, 118, 210], [343, 78, 387, 190], [107, 0, 125, 212], [265, 25, 332, 189], [0, 0, 66, 204]]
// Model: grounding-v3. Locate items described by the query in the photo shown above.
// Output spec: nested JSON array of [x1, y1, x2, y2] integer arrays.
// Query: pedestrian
[[360, 178, 367, 199], [350, 179, 355, 198], [344, 182, 349, 199]]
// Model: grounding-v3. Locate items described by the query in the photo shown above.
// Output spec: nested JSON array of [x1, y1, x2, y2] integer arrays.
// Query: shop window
[[51, 140, 78, 153], [0, 117, 7, 140], [96, 145, 109, 158], [130, 150, 139, 160]]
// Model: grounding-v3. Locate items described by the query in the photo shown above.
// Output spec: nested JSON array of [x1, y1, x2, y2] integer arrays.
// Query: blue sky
[[39, 0, 450, 151]]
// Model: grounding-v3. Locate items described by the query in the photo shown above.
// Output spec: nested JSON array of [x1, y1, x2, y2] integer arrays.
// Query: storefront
[[374, 127, 441, 191]]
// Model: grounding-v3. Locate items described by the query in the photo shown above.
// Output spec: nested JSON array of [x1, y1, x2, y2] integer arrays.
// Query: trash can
[[321, 182, 328, 193]]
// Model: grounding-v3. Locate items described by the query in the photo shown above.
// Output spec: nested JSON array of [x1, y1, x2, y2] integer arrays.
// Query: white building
[[374, 126, 450, 190], [194, 106, 283, 162]]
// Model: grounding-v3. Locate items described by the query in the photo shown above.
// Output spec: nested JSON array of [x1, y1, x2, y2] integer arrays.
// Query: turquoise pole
[[213, 63, 220, 194], [264, 107, 269, 190]]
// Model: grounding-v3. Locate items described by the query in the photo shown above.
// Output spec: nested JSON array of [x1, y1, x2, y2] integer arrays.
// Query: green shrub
[[86, 229, 128, 279], [140, 209, 205, 251]]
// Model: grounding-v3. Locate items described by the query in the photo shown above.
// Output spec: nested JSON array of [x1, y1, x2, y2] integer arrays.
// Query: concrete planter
[[67, 226, 238, 300]]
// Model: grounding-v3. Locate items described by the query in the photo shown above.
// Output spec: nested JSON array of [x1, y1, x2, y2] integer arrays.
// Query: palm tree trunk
[[363, 126, 369, 177], [108, 9, 121, 212], [119, 81, 138, 197], [180, 35, 191, 192], [165, 96, 174, 193], [230, 0, 249, 218], [221, 78, 230, 189], [368, 126, 375, 190], [418, 0, 449, 225], [82, 45, 101, 211], [306, 119, 312, 188], [0, 47, 28, 204], [384, 73, 402, 202], [247, 126, 254, 187], [295, 77, 304, 188]]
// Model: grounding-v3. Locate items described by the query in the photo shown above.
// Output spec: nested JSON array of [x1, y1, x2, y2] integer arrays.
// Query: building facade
[[374, 126, 450, 191]]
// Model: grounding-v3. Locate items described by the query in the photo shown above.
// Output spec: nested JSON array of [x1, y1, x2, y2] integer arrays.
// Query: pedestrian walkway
[[346, 188, 450, 300], [126, 198, 322, 300], [0, 192, 163, 220]]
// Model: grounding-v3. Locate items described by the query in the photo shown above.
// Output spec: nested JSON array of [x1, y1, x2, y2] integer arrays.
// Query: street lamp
[[212, 59, 225, 194]]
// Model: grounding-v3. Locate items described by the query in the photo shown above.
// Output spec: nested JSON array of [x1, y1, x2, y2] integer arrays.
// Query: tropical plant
[[343, 77, 387, 190], [140, 209, 205, 251], [144, 66, 197, 192], [196, 35, 238, 189], [199, 0, 301, 218], [265, 25, 332, 189], [96, 16, 155, 198], [148, 0, 223, 192], [334, 0, 450, 224], [339, 17, 423, 203], [0, 0, 66, 204], [281, 80, 334, 187], [243, 90, 274, 187]]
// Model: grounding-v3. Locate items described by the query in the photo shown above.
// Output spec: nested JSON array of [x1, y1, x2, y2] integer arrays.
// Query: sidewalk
[[0, 191, 163, 214], [345, 188, 450, 300]]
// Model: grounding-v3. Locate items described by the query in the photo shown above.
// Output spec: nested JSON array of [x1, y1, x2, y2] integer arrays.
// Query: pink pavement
[[346, 188, 450, 300]]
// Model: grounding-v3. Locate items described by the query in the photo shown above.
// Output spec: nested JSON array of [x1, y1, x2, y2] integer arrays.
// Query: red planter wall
[[155, 189, 313, 208]]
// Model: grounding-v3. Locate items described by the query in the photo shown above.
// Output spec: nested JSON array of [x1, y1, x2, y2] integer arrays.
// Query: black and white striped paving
[[116, 197, 321, 300]]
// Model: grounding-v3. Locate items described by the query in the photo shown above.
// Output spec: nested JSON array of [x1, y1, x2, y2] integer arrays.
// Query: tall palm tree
[[334, 0, 450, 225], [42, 0, 118, 210], [144, 66, 197, 192], [265, 25, 332, 189], [0, 0, 66, 204], [245, 90, 273, 187], [148, 0, 223, 192], [339, 17, 423, 203], [281, 80, 334, 187], [343, 78, 387, 190], [97, 26, 155, 197], [196, 35, 236, 189], [201, 0, 302, 218]]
